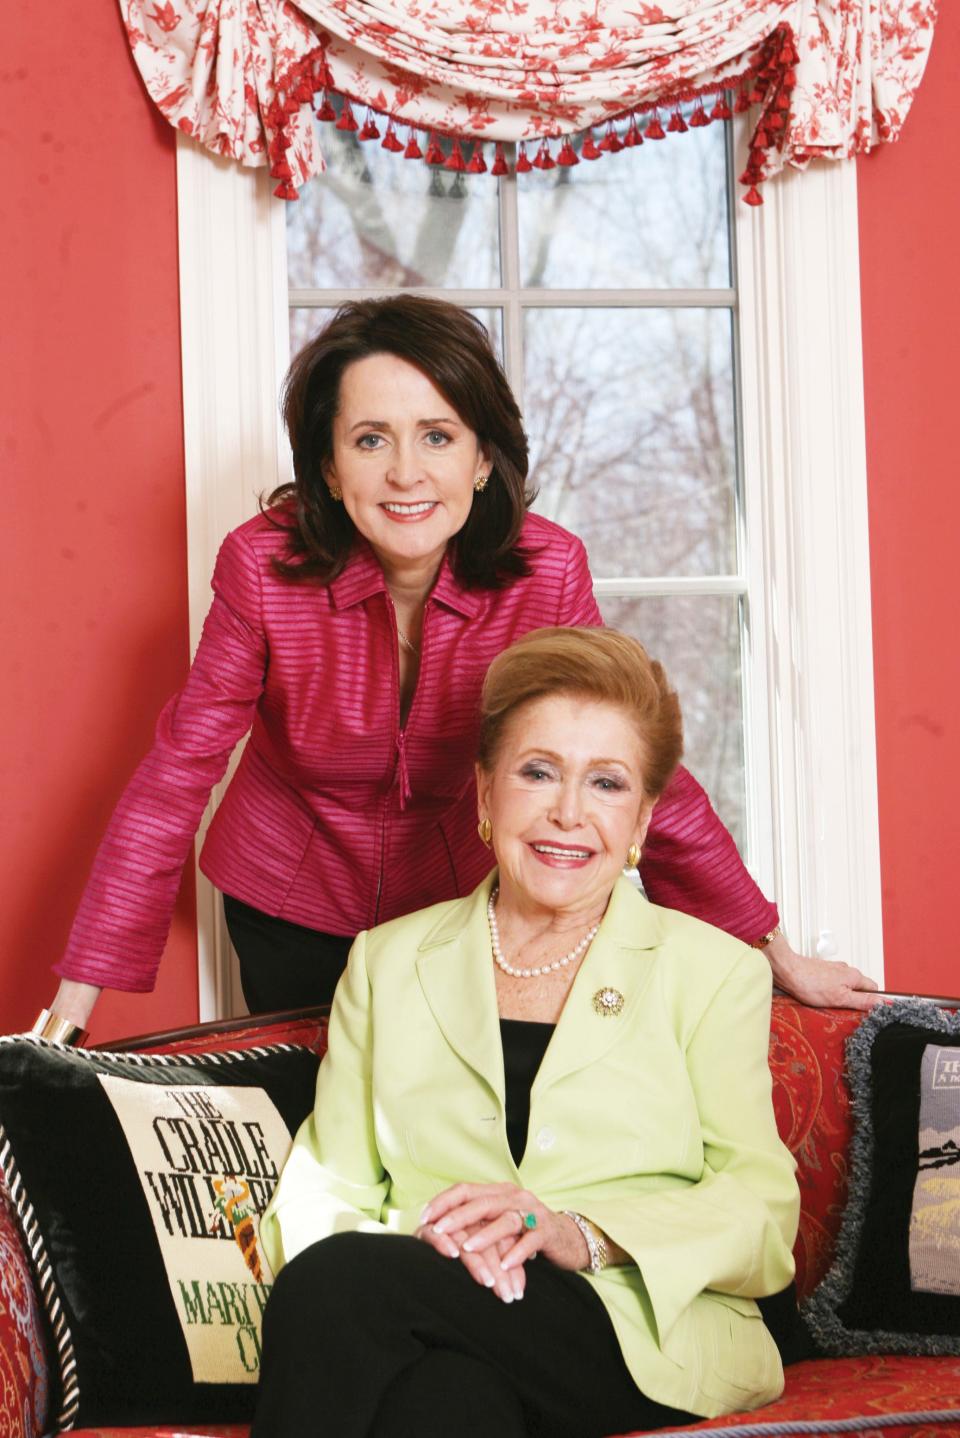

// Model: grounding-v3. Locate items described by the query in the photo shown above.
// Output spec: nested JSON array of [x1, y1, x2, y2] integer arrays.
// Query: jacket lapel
[[533, 877, 664, 1098], [415, 874, 505, 1106]]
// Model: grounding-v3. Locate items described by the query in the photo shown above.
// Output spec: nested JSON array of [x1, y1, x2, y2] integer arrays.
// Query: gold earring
[[478, 817, 492, 847], [626, 843, 641, 869], [328, 485, 343, 502], [474, 472, 489, 493]]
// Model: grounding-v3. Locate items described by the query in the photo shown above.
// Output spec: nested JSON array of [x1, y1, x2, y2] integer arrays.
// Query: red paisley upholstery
[[767, 1001, 863, 1300], [0, 1181, 49, 1438], [6, 999, 960, 1436], [619, 1354, 960, 1433]]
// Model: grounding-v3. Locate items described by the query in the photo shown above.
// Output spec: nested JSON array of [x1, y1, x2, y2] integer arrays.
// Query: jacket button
[[535, 1126, 556, 1151]]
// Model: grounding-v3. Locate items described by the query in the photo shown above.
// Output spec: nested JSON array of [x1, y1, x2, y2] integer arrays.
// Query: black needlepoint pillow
[[0, 1035, 320, 1430], [804, 998, 960, 1356]]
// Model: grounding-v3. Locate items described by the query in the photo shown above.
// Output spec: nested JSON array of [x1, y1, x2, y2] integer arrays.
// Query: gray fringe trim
[[0, 1033, 311, 1432], [802, 998, 960, 1358], [653, 1409, 960, 1436]]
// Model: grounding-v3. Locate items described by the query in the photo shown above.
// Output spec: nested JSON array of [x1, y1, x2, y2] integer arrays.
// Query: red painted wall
[[857, 7, 960, 997], [2, 7, 198, 1042], [1, 9, 955, 1041]]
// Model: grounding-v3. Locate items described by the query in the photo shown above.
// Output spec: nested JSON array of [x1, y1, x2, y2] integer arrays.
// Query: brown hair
[[266, 295, 535, 588], [478, 627, 684, 798]]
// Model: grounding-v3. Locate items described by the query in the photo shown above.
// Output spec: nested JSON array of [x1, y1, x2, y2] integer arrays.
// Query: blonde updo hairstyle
[[478, 627, 684, 799]]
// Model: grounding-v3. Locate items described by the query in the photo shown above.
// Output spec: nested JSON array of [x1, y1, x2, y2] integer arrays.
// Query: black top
[[500, 1018, 555, 1167]]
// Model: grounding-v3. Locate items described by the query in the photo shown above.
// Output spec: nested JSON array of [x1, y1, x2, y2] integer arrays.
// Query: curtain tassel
[[404, 129, 424, 160], [382, 120, 404, 152], [336, 99, 359, 132], [515, 141, 533, 172], [556, 137, 579, 165], [742, 186, 764, 206], [667, 109, 688, 133], [645, 112, 666, 139], [270, 158, 294, 180], [425, 132, 445, 165], [358, 110, 381, 140], [273, 180, 300, 200], [533, 138, 556, 169], [315, 91, 336, 122], [622, 115, 642, 147], [466, 142, 487, 173], [688, 102, 709, 128], [711, 95, 733, 121], [598, 120, 623, 153], [491, 143, 509, 176], [580, 132, 601, 160], [445, 137, 467, 171]]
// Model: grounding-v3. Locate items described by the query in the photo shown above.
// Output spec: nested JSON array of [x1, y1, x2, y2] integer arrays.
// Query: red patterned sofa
[[2, 997, 959, 1438]]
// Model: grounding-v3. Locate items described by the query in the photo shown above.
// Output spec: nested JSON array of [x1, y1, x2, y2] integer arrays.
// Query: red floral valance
[[120, 0, 937, 205]]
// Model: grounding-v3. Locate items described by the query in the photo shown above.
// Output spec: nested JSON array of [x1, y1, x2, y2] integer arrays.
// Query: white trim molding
[[175, 133, 884, 1016], [736, 156, 883, 979], [176, 137, 291, 1019]]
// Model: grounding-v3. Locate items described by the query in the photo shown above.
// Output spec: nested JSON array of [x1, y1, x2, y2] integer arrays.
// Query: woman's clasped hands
[[416, 1182, 589, 1303]]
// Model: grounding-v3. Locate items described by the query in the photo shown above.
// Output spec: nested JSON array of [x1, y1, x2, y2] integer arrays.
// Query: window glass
[[524, 307, 737, 577]]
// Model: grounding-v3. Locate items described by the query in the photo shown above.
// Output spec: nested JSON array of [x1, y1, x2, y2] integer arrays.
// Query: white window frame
[[176, 129, 883, 1020]]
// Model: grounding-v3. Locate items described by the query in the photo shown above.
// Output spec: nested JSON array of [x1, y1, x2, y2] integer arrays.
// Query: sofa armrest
[[0, 1180, 51, 1437]]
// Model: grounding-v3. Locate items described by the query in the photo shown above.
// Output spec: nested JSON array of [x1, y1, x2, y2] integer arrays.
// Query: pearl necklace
[[487, 888, 600, 979]]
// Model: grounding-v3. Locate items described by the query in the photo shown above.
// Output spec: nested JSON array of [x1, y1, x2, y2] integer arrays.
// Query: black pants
[[222, 894, 353, 1013], [252, 1234, 695, 1438]]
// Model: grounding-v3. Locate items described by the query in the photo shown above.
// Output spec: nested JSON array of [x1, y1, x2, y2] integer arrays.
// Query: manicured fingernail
[[502, 1292, 514, 1303], [444, 1240, 459, 1257], [462, 1238, 475, 1252], [433, 1221, 449, 1234], [484, 1275, 495, 1288], [420, 1205, 432, 1223]]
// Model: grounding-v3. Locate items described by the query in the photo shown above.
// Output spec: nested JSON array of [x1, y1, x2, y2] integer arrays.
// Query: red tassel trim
[[667, 109, 688, 133], [491, 143, 509, 176], [580, 133, 601, 161], [556, 137, 579, 166], [425, 132, 445, 165], [533, 139, 556, 170], [404, 130, 423, 160], [315, 92, 336, 122], [335, 99, 358, 132], [270, 158, 294, 180], [445, 138, 466, 171], [742, 186, 764, 206], [598, 120, 623, 153], [622, 116, 642, 148], [273, 180, 300, 200], [645, 113, 666, 140], [711, 96, 732, 121], [382, 121, 404, 153], [515, 141, 533, 173], [358, 110, 380, 141], [466, 142, 487, 174]]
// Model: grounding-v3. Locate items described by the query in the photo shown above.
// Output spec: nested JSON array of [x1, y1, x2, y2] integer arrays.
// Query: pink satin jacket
[[57, 510, 777, 991]]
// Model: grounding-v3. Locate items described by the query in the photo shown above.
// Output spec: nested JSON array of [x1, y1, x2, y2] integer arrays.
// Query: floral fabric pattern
[[118, 0, 937, 202]]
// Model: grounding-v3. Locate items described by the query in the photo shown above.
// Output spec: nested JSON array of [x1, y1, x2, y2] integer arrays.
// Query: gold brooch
[[592, 987, 624, 1017]]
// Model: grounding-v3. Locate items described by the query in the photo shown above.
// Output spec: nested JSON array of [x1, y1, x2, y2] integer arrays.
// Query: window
[[175, 119, 883, 1018], [286, 113, 752, 853]]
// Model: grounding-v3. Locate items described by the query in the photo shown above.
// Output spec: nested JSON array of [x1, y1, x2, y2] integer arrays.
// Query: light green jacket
[[260, 873, 799, 1419]]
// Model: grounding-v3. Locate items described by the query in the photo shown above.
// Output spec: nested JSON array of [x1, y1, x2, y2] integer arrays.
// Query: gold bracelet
[[30, 1009, 89, 1047], [752, 924, 783, 949]]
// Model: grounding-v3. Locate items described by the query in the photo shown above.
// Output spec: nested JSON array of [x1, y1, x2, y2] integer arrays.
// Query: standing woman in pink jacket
[[30, 296, 875, 1042]]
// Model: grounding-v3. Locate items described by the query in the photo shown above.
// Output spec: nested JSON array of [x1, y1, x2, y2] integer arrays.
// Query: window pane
[[524, 307, 737, 578], [517, 119, 730, 291], [289, 309, 503, 363], [287, 116, 501, 290], [599, 594, 746, 848]]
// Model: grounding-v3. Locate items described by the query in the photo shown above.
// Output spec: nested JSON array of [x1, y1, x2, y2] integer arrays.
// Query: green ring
[[523, 1211, 538, 1230]]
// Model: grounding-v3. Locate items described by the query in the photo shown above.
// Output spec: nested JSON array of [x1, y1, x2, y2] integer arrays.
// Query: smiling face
[[476, 692, 653, 922], [323, 353, 490, 584]]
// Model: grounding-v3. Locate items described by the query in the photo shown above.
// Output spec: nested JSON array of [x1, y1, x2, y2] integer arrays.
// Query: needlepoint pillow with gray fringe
[[0, 1035, 320, 1431], [804, 998, 960, 1356]]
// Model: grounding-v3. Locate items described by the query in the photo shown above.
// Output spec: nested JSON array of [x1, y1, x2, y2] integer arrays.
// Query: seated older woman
[[253, 628, 800, 1438]]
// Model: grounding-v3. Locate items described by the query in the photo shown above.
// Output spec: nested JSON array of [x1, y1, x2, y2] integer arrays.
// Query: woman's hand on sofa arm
[[762, 932, 879, 1010]]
